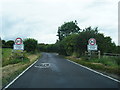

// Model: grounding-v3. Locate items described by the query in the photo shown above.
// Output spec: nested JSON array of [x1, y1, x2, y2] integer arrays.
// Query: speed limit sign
[[87, 38, 97, 51], [14, 37, 24, 50], [15, 38, 23, 45], [88, 38, 96, 45]]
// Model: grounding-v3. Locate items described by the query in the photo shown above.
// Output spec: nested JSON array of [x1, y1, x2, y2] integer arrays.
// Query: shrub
[[24, 38, 38, 53]]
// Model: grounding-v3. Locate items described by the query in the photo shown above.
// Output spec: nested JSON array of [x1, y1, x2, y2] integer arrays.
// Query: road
[[6, 53, 119, 88]]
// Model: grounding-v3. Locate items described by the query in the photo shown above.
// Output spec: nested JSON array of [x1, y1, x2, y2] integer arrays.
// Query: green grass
[[2, 54, 41, 87], [2, 57, 30, 66], [66, 56, 120, 76], [85, 56, 120, 67], [2, 48, 30, 66], [2, 48, 13, 66], [2, 64, 30, 87], [0, 46, 1, 57], [0, 48, 2, 58], [2, 48, 12, 60], [2, 48, 41, 87]]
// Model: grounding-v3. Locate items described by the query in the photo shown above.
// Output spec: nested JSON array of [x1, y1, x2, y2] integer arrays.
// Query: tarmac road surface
[[6, 53, 119, 88]]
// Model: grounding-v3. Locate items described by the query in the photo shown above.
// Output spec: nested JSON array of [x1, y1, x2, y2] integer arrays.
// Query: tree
[[57, 20, 81, 41], [55, 26, 117, 57], [2, 40, 6, 47], [116, 46, 120, 54], [5, 40, 14, 48], [38, 43, 47, 52], [24, 38, 38, 52], [37, 43, 58, 52], [0, 38, 1, 48], [74, 27, 116, 55], [2, 40, 5, 45], [55, 41, 67, 55]]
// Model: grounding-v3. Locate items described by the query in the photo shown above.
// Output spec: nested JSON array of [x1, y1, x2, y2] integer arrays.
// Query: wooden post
[[88, 50, 91, 60], [98, 50, 100, 59], [85, 51, 87, 56], [21, 50, 23, 61]]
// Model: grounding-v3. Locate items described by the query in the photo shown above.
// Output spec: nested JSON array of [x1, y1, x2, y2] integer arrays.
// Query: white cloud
[[1, 0, 119, 45]]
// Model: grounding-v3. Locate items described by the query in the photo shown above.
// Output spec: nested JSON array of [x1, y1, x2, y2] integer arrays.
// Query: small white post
[[98, 50, 100, 59]]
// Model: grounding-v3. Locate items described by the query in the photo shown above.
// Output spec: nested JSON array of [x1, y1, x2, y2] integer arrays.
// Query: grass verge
[[66, 56, 120, 80], [2, 48, 41, 88]]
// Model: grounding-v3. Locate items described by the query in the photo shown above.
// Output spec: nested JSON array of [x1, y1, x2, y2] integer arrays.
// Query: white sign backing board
[[87, 45, 97, 51], [14, 44, 24, 50]]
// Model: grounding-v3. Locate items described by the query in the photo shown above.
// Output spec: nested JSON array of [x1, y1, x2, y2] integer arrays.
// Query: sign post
[[13, 37, 24, 60], [14, 38, 24, 50], [86, 38, 100, 59]]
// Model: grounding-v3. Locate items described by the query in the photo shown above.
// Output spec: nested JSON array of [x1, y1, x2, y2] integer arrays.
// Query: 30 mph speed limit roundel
[[15, 38, 23, 45], [88, 38, 96, 45]]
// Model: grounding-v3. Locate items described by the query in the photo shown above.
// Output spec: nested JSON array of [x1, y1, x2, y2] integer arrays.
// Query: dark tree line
[[2, 40, 14, 48], [2, 38, 38, 53], [37, 43, 57, 52]]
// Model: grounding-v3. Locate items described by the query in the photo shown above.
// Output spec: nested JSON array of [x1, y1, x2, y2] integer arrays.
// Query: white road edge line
[[66, 59, 120, 83], [3, 59, 39, 89]]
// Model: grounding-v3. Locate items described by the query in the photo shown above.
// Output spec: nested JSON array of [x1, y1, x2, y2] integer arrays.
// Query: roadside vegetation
[[66, 56, 120, 80], [0, 47, 2, 89], [2, 38, 41, 87], [37, 20, 120, 79]]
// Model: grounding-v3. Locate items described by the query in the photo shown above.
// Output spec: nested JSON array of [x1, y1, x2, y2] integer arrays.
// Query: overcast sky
[[0, 0, 119, 45]]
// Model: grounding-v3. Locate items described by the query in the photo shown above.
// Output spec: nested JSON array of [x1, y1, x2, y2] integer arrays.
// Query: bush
[[24, 38, 38, 53], [2, 50, 30, 66], [81, 56, 119, 67], [67, 56, 120, 75]]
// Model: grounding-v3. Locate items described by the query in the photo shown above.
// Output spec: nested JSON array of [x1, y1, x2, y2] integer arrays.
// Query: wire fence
[[103, 53, 120, 57]]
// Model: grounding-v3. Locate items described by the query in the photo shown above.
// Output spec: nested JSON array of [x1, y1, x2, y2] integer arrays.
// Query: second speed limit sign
[[87, 38, 98, 51], [88, 38, 96, 45], [15, 38, 23, 45]]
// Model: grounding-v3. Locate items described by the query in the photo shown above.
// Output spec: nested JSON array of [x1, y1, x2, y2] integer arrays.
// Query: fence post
[[85, 51, 86, 56], [98, 50, 100, 59]]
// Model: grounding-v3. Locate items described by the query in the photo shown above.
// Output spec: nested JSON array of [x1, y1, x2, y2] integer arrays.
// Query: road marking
[[3, 59, 39, 89], [56, 53, 59, 55], [66, 59, 120, 83], [35, 63, 50, 68]]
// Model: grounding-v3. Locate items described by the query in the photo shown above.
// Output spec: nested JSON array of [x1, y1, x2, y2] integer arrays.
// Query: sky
[[0, 0, 119, 45]]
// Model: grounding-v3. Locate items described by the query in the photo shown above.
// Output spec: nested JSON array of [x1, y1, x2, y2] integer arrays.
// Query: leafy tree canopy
[[57, 20, 81, 41], [24, 38, 38, 53]]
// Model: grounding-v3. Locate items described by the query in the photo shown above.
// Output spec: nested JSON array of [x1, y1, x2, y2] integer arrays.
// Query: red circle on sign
[[88, 38, 96, 45], [15, 38, 22, 45]]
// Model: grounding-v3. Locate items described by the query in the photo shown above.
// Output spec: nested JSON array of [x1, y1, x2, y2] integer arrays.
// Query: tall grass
[[66, 55, 120, 76], [2, 48, 30, 67], [2, 48, 41, 87], [2, 48, 12, 61], [86, 56, 120, 67]]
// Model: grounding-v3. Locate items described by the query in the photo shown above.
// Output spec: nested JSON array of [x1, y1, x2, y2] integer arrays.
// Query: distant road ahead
[[7, 53, 119, 88]]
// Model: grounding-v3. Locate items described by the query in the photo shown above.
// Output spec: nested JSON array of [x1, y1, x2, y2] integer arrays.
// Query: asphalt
[[6, 53, 119, 88]]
